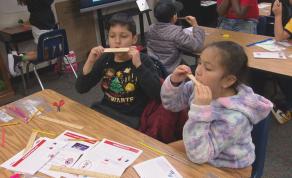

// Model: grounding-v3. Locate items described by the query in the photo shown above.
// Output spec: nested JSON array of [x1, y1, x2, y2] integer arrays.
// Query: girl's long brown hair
[[17, 0, 28, 5]]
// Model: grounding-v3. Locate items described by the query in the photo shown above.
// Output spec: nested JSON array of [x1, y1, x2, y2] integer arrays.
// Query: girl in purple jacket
[[161, 41, 273, 168]]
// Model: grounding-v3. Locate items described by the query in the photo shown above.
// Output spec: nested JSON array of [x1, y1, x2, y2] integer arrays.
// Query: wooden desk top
[[0, 89, 249, 177], [0, 25, 32, 42], [203, 27, 292, 77]]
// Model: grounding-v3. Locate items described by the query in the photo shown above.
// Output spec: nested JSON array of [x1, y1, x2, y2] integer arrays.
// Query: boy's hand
[[87, 46, 104, 64], [128, 46, 142, 68], [185, 16, 198, 27], [193, 84, 212, 105], [170, 65, 191, 85], [272, 0, 282, 16]]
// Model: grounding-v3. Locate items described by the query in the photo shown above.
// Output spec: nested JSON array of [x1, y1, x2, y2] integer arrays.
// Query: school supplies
[[68, 138, 99, 142], [23, 131, 38, 154], [0, 109, 14, 122], [246, 38, 273, 47], [104, 48, 129, 53], [49, 165, 120, 178], [52, 99, 65, 112], [253, 52, 287, 59], [0, 121, 20, 127], [187, 73, 201, 86], [1, 138, 67, 175], [38, 115, 84, 129], [133, 156, 183, 178], [6, 106, 29, 123], [1, 128, 5, 147], [32, 129, 56, 136], [222, 34, 230, 38]]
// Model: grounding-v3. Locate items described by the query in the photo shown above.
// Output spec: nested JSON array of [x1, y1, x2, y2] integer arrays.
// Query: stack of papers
[[133, 156, 183, 178], [253, 52, 287, 59], [256, 39, 286, 51], [1, 130, 143, 177]]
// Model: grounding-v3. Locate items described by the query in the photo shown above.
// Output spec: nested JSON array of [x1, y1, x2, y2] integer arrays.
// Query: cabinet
[[0, 54, 14, 104]]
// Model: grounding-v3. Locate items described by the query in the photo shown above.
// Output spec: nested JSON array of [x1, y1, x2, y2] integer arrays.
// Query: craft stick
[[177, 17, 186, 20], [0, 121, 20, 127], [49, 165, 120, 178], [1, 128, 5, 147], [104, 48, 129, 53], [186, 74, 201, 86], [137, 141, 166, 155], [23, 131, 38, 154], [32, 129, 56, 136], [38, 115, 84, 129], [27, 109, 42, 123], [68, 138, 99, 142]]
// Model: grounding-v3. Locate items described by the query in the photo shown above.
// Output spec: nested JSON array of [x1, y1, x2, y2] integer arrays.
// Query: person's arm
[[134, 54, 161, 100], [161, 75, 193, 112], [183, 105, 248, 163], [175, 18, 205, 53], [75, 46, 105, 93], [230, 0, 249, 18], [217, 0, 231, 16], [272, 0, 291, 41]]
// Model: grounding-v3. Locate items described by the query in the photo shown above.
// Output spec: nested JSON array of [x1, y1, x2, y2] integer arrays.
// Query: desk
[[203, 27, 292, 77], [0, 89, 249, 177], [0, 25, 33, 53]]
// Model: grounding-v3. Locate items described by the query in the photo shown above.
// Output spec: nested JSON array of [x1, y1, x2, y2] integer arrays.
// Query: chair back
[[34, 29, 69, 64], [251, 113, 271, 178], [149, 57, 168, 79]]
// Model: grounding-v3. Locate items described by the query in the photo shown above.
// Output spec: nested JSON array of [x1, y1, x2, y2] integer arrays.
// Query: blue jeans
[[218, 17, 258, 34]]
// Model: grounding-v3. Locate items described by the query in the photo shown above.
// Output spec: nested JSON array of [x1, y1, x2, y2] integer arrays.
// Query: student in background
[[75, 13, 161, 129], [270, 0, 292, 123], [161, 41, 272, 168], [146, 0, 205, 74], [8, 0, 56, 76], [217, 0, 259, 34]]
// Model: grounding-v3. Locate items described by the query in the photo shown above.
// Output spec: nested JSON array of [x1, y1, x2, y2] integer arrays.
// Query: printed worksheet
[[72, 138, 143, 177], [256, 40, 286, 51], [0, 109, 14, 122], [253, 52, 287, 59], [1, 138, 66, 175], [133, 156, 183, 178], [39, 130, 99, 178]]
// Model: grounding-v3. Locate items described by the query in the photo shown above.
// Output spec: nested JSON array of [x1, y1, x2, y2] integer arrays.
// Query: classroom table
[[0, 89, 250, 177], [202, 26, 292, 77]]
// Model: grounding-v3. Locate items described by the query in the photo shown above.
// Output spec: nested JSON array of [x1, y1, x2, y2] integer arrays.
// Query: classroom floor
[[5, 67, 292, 178]]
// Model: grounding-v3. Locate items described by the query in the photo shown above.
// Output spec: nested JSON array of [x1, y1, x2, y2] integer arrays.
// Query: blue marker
[[246, 38, 273, 47]]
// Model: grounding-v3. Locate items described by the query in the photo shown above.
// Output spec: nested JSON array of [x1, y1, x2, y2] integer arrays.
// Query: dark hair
[[154, 2, 177, 23], [17, 0, 28, 5], [106, 13, 136, 35], [206, 41, 248, 87]]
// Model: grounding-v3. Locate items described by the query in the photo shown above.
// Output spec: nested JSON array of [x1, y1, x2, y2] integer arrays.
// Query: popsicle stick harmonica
[[186, 74, 201, 86], [104, 48, 129, 53]]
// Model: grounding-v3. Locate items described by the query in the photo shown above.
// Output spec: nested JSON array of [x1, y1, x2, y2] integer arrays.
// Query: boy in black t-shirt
[[75, 13, 161, 128]]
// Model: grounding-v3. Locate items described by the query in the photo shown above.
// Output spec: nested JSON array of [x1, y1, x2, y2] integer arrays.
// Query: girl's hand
[[87, 46, 104, 64], [185, 16, 198, 27], [128, 46, 141, 68], [170, 65, 191, 85], [272, 0, 282, 16], [193, 83, 212, 105]]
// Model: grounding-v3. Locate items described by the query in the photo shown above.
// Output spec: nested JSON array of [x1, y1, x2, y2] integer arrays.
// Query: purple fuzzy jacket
[[161, 76, 273, 168]]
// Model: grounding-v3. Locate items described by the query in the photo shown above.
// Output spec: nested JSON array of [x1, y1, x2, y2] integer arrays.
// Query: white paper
[[39, 130, 99, 178], [0, 109, 14, 122], [256, 40, 286, 51], [133, 156, 183, 178], [201, 1, 217, 7], [136, 0, 149, 11], [1, 138, 66, 175], [276, 41, 292, 47], [258, 3, 271, 9], [253, 52, 287, 59], [72, 138, 143, 177]]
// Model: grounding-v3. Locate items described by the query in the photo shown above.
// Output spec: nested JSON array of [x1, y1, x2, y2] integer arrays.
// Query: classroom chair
[[257, 16, 274, 36], [251, 112, 271, 178], [25, 29, 77, 91]]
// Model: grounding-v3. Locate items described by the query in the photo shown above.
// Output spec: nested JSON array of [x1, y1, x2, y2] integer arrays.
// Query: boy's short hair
[[154, 0, 183, 23], [106, 13, 136, 35]]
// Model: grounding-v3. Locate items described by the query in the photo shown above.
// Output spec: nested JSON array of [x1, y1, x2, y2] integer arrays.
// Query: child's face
[[108, 24, 137, 59], [195, 47, 235, 98]]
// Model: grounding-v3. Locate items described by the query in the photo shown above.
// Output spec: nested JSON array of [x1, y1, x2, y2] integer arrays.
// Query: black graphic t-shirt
[[76, 53, 161, 117]]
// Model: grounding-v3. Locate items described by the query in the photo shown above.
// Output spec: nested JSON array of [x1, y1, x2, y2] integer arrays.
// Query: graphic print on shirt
[[101, 67, 138, 104]]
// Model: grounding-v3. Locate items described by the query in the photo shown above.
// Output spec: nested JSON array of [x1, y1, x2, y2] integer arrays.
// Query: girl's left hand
[[128, 46, 142, 68], [193, 83, 212, 105]]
